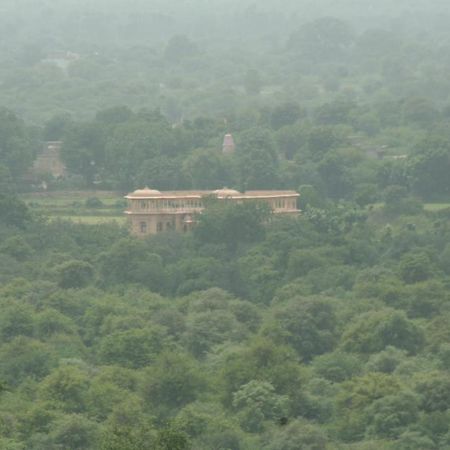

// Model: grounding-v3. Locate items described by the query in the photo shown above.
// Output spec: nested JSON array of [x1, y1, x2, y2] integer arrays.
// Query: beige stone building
[[125, 187, 300, 236], [32, 141, 66, 178]]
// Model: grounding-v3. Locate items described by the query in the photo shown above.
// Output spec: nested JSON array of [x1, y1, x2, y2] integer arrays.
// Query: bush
[[85, 197, 104, 208]]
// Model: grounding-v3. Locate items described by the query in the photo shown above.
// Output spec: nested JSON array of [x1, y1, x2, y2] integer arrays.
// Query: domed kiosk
[[125, 187, 162, 198], [213, 188, 242, 198]]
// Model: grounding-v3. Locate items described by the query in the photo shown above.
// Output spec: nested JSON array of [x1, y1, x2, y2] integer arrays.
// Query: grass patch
[[21, 190, 127, 226], [21, 190, 123, 205], [369, 202, 450, 212], [52, 216, 127, 225], [423, 203, 450, 211]]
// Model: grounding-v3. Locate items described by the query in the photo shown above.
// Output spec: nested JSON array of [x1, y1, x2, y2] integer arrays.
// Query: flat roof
[[125, 190, 299, 200]]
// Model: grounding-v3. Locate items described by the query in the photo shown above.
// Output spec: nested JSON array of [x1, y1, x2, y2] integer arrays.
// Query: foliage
[[0, 192, 448, 447], [0, 195, 31, 229], [194, 199, 271, 252], [55, 260, 94, 289], [1, 3, 450, 447]]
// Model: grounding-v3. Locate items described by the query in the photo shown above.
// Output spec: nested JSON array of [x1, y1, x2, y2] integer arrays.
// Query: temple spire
[[222, 133, 235, 154]]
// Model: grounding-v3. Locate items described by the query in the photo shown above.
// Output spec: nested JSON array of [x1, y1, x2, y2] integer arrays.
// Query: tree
[[136, 156, 182, 191], [232, 380, 288, 432], [164, 35, 199, 63], [0, 303, 34, 342], [61, 122, 106, 184], [98, 326, 167, 369], [410, 136, 450, 200], [43, 113, 73, 141], [100, 423, 156, 450], [336, 373, 402, 441], [237, 252, 280, 303], [103, 115, 178, 189], [183, 310, 241, 358], [399, 252, 433, 284], [0, 236, 33, 261], [287, 249, 327, 280], [340, 310, 424, 355], [48, 414, 100, 450], [263, 420, 328, 450], [219, 337, 302, 407], [99, 238, 165, 291], [39, 365, 90, 413], [175, 401, 240, 444], [141, 351, 206, 414], [305, 126, 345, 161], [0, 108, 36, 177], [0, 164, 14, 193], [270, 102, 304, 130], [366, 391, 420, 438], [0, 337, 54, 385], [263, 296, 337, 361], [235, 127, 279, 189], [297, 185, 325, 210], [95, 106, 133, 125], [182, 149, 229, 189], [415, 372, 450, 412], [35, 308, 77, 338], [316, 99, 355, 125], [167, 257, 228, 296], [156, 422, 191, 450], [275, 125, 307, 160], [288, 17, 354, 62], [243, 69, 262, 96], [0, 195, 31, 228], [194, 200, 271, 253], [317, 150, 355, 200], [312, 352, 362, 382], [55, 260, 94, 289], [365, 347, 408, 374], [401, 97, 438, 127], [396, 431, 435, 450]]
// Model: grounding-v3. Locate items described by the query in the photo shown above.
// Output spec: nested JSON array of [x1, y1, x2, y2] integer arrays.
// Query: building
[[222, 133, 236, 154], [42, 51, 80, 73], [31, 141, 66, 179], [125, 187, 300, 236]]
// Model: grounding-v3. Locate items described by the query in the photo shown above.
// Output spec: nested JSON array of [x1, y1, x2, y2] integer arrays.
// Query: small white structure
[[222, 133, 236, 154]]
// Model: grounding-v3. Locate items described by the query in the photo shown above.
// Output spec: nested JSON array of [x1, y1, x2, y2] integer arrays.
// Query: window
[[140, 222, 147, 233], [157, 222, 163, 232]]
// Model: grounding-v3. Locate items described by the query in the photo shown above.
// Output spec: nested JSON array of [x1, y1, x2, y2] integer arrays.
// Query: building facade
[[125, 188, 300, 236], [32, 141, 66, 178]]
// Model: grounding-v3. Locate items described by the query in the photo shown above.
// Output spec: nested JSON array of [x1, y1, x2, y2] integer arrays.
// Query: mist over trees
[[1, 0, 450, 123], [1, 1, 450, 449]]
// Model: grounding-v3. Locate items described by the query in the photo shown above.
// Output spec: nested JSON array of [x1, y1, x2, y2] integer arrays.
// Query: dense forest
[[1, 1, 450, 449]]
